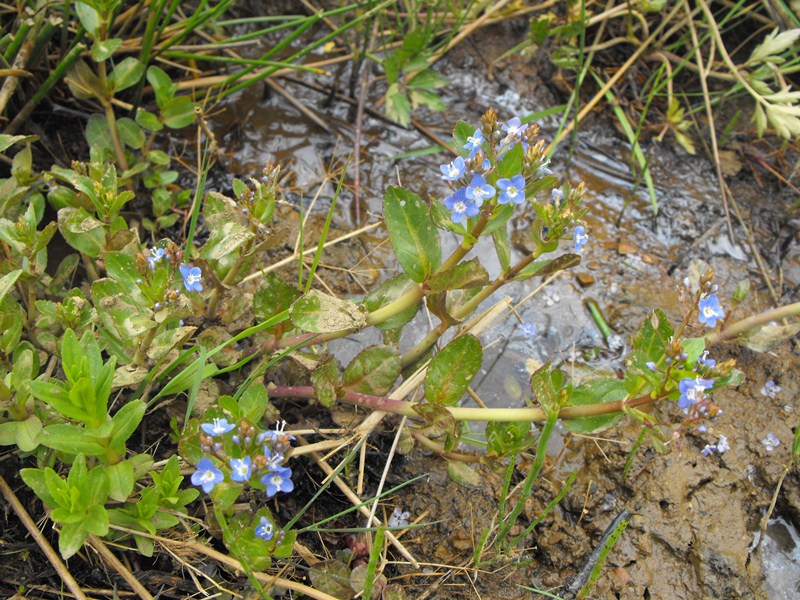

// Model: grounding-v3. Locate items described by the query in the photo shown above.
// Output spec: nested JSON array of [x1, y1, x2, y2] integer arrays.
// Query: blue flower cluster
[[191, 418, 296, 542], [438, 114, 588, 252]]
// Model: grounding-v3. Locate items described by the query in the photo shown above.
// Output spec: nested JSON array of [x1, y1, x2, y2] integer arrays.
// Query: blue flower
[[201, 418, 236, 436], [229, 456, 252, 483], [191, 458, 224, 493], [147, 247, 166, 270], [261, 420, 295, 452], [697, 351, 716, 368], [501, 117, 526, 142], [518, 322, 536, 338], [677, 377, 714, 410], [697, 294, 725, 328], [388, 507, 410, 528], [179, 264, 204, 292], [761, 432, 781, 452], [444, 188, 480, 225], [464, 129, 484, 157], [760, 380, 781, 399], [573, 225, 589, 252], [465, 174, 495, 207], [440, 156, 466, 181], [645, 361, 658, 372], [263, 445, 285, 471], [254, 516, 274, 541], [497, 174, 526, 205], [262, 466, 294, 497]]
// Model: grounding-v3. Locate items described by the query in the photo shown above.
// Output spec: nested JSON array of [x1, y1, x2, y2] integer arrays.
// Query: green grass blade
[[304, 159, 346, 294]]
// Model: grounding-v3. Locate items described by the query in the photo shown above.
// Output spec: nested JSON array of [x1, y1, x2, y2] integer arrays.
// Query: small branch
[[0, 475, 88, 600]]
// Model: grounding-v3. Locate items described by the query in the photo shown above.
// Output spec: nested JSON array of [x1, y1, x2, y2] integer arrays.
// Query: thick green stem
[[131, 326, 158, 367]]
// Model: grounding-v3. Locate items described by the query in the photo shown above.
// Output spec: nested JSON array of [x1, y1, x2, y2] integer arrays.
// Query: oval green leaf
[[290, 289, 367, 334], [384, 186, 441, 283], [342, 346, 400, 396], [425, 334, 482, 406]]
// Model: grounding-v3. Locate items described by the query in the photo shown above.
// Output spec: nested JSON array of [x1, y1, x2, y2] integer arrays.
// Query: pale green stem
[[131, 326, 158, 367], [706, 301, 800, 346]]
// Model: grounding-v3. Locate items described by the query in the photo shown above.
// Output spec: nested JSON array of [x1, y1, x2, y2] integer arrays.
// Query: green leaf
[[74, 2, 101, 36], [290, 289, 367, 334], [311, 357, 339, 408], [408, 69, 448, 90], [147, 66, 175, 107], [486, 421, 535, 456], [0, 134, 36, 153], [497, 143, 524, 179], [239, 384, 269, 423], [108, 57, 145, 93], [91, 37, 122, 62], [362, 274, 419, 331], [85, 114, 114, 157], [135, 109, 163, 132], [386, 86, 411, 127], [225, 511, 275, 571], [16, 415, 42, 452], [682, 337, 705, 366], [628, 310, 673, 365], [530, 362, 568, 415], [564, 379, 627, 433], [481, 202, 514, 236], [342, 346, 400, 396], [116, 118, 145, 149], [383, 186, 441, 283], [200, 221, 254, 261], [20, 468, 57, 507], [0, 269, 22, 304], [493, 228, 511, 273], [38, 424, 106, 456], [425, 335, 482, 406], [109, 401, 146, 450], [58, 207, 105, 258], [65, 60, 104, 100], [162, 97, 196, 129], [254, 273, 301, 324], [426, 258, 488, 292], [29, 380, 92, 424], [59, 521, 90, 559], [106, 460, 135, 502]]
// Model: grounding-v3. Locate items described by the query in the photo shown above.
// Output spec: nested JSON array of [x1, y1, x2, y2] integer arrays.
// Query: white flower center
[[454, 201, 467, 214]]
